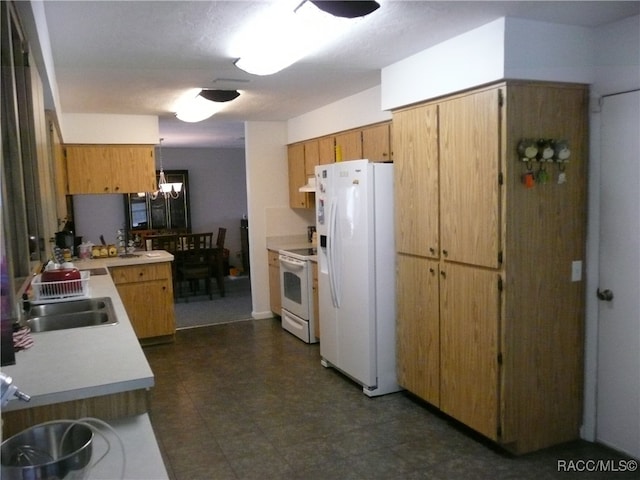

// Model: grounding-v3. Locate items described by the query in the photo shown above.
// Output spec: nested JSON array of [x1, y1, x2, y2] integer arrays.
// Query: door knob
[[596, 288, 614, 301]]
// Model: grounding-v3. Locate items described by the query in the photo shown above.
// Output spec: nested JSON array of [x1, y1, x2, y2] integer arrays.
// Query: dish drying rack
[[31, 271, 90, 303]]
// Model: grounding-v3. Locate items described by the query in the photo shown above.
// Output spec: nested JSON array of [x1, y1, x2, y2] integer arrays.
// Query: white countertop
[[89, 414, 168, 480], [2, 252, 172, 478], [2, 254, 172, 411], [266, 236, 317, 262]]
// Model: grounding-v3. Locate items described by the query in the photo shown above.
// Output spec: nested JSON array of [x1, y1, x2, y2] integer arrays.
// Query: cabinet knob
[[429, 247, 436, 255], [442, 249, 448, 257], [429, 268, 435, 274], [139, 271, 144, 277], [440, 271, 446, 279]]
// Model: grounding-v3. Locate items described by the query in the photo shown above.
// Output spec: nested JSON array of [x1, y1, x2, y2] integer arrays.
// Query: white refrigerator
[[315, 159, 400, 397]]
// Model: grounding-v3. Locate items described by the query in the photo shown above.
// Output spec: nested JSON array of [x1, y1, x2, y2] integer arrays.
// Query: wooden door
[[66, 145, 113, 194], [440, 263, 501, 440], [362, 123, 391, 162], [393, 104, 439, 258], [596, 90, 640, 459], [318, 136, 335, 165], [287, 143, 308, 208], [440, 88, 502, 268], [110, 145, 156, 193], [335, 130, 362, 161], [304, 140, 320, 177], [396, 254, 440, 406]]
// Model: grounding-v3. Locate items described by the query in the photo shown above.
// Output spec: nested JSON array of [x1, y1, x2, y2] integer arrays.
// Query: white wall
[[62, 113, 159, 144], [287, 86, 391, 143], [244, 121, 290, 319], [381, 16, 595, 112], [381, 18, 506, 111]]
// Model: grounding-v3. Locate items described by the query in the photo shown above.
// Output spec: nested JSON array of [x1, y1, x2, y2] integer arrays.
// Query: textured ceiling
[[40, 1, 639, 148]]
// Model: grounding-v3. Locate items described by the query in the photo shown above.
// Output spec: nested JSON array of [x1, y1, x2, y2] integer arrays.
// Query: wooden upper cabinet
[[66, 145, 156, 194], [362, 123, 392, 162], [318, 136, 335, 165], [287, 143, 309, 208], [335, 130, 362, 161], [393, 106, 439, 258], [304, 140, 320, 177], [439, 89, 502, 269]]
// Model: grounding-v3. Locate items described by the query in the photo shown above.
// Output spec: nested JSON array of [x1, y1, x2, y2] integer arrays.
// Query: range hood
[[299, 176, 316, 193]]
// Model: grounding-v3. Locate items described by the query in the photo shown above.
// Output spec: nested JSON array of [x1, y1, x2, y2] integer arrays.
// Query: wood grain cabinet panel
[[393, 105, 439, 258], [288, 143, 311, 208], [66, 145, 156, 194], [394, 81, 588, 454], [396, 254, 440, 406], [362, 123, 392, 162], [110, 262, 175, 342], [334, 130, 362, 161]]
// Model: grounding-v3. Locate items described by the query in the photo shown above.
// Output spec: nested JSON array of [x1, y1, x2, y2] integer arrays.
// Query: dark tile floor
[[144, 319, 635, 480]]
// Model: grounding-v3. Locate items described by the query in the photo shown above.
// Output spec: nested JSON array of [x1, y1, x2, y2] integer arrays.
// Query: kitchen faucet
[[0, 372, 30, 407]]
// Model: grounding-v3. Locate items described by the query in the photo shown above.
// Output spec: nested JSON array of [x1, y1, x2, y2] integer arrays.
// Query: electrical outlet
[[571, 261, 582, 282]]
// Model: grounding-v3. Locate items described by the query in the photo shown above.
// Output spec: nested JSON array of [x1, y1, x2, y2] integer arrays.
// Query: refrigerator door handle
[[327, 197, 340, 308]]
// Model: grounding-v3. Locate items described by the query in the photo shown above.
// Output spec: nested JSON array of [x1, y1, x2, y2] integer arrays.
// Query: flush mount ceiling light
[[175, 89, 240, 122], [309, 1, 380, 18], [233, 0, 378, 76]]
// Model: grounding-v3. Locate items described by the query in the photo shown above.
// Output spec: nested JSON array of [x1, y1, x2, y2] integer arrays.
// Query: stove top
[[280, 247, 317, 260]]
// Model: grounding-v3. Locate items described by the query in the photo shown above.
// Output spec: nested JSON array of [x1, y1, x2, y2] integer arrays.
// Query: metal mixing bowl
[[1, 421, 93, 479]]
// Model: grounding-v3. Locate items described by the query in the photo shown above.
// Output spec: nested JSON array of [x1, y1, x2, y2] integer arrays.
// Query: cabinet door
[[440, 89, 502, 268], [66, 145, 156, 194], [393, 104, 439, 258], [318, 136, 335, 165], [396, 254, 440, 406], [335, 130, 362, 161], [111, 263, 175, 339], [362, 123, 391, 162], [440, 263, 500, 440], [111, 146, 156, 193], [116, 279, 174, 338], [288, 144, 308, 208], [66, 145, 113, 194], [304, 140, 320, 177]]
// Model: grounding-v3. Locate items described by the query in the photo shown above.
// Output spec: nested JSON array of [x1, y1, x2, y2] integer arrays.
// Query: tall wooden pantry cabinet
[[394, 81, 588, 454]]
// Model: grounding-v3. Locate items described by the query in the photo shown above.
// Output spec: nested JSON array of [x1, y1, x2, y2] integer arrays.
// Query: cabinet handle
[[139, 271, 144, 277], [429, 247, 436, 255], [440, 271, 446, 279], [429, 268, 435, 274], [442, 249, 448, 257]]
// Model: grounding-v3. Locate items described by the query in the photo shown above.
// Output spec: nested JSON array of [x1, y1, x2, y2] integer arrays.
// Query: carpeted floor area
[[173, 275, 253, 329]]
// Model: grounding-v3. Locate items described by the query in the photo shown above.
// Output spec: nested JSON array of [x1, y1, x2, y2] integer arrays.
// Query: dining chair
[[212, 227, 227, 297], [176, 232, 214, 301]]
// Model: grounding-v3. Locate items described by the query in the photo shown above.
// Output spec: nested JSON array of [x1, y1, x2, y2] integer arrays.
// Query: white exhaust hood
[[299, 176, 316, 193]]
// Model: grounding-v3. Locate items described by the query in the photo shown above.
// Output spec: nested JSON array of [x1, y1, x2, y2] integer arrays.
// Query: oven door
[[279, 254, 310, 320]]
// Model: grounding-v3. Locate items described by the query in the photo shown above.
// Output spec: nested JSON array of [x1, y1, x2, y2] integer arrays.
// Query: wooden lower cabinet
[[268, 250, 281, 315], [439, 263, 500, 441], [396, 255, 440, 406], [110, 262, 175, 343]]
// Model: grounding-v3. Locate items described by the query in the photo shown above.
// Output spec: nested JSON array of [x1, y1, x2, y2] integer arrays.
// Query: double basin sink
[[25, 297, 118, 333]]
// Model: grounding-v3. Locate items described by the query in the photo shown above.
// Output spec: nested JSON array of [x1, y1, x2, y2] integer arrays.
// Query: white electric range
[[278, 247, 318, 343]]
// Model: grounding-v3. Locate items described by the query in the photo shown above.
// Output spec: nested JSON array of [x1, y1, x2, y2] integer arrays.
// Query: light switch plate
[[571, 261, 582, 282]]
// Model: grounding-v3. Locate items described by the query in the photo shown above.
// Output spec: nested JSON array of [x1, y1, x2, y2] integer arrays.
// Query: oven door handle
[[279, 257, 305, 270]]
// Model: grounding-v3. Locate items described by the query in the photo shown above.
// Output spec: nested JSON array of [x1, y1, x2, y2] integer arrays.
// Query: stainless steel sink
[[26, 297, 118, 333]]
